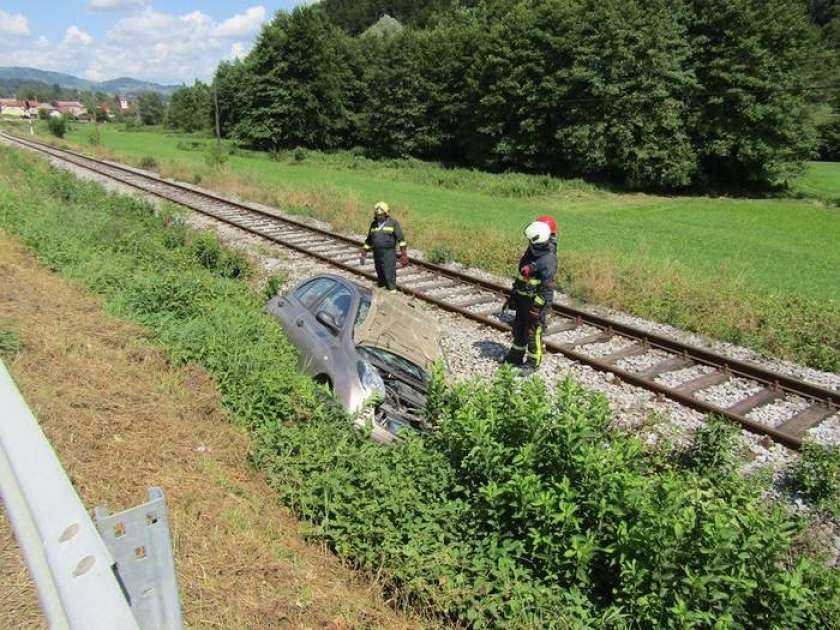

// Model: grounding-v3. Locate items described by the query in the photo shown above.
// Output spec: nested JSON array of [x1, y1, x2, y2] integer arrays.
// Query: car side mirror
[[316, 310, 340, 335]]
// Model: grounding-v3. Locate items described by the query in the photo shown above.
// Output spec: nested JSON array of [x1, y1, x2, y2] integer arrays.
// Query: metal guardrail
[[0, 360, 183, 629]]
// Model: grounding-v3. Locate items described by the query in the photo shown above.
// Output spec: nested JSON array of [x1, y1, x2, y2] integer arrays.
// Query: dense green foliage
[[789, 442, 840, 519], [46, 115, 66, 138], [2, 144, 838, 627], [136, 91, 165, 126], [224, 0, 835, 190], [166, 82, 212, 133]]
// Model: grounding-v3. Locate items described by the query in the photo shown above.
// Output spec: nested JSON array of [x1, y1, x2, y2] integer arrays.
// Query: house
[[38, 102, 59, 117], [53, 101, 85, 118], [0, 99, 27, 118]]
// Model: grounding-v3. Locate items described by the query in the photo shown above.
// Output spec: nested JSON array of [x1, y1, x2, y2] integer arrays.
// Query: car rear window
[[293, 278, 337, 310]]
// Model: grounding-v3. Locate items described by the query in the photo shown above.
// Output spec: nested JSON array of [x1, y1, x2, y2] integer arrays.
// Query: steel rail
[[4, 131, 838, 450]]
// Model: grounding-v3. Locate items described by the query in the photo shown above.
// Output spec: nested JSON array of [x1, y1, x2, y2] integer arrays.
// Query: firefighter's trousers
[[373, 247, 397, 291], [505, 297, 546, 368]]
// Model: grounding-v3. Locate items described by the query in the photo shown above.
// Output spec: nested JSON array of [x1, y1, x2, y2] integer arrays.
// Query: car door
[[270, 277, 339, 373], [305, 283, 356, 381]]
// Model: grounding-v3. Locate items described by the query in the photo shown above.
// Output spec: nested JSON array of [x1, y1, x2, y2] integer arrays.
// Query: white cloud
[[0, 5, 274, 84], [87, 0, 146, 10], [64, 26, 94, 47], [213, 6, 267, 38], [0, 10, 30, 37]]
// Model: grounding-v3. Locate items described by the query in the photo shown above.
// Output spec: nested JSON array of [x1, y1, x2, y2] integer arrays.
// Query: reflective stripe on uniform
[[528, 326, 543, 366], [512, 343, 527, 351], [534, 295, 545, 306], [516, 274, 542, 286], [363, 244, 371, 251]]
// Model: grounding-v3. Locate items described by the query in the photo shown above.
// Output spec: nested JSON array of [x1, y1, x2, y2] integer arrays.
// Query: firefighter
[[359, 201, 408, 292], [503, 221, 557, 373]]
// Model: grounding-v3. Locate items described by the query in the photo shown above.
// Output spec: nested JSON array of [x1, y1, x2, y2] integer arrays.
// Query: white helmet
[[524, 221, 551, 245]]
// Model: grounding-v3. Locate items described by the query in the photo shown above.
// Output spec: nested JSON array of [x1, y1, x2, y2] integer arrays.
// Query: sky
[[0, 1, 310, 85]]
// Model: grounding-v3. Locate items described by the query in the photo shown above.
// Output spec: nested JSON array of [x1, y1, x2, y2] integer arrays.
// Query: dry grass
[[0, 232, 422, 629]]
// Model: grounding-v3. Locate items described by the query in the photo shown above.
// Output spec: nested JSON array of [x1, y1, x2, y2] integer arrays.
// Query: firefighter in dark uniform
[[359, 202, 408, 292], [503, 221, 558, 373]]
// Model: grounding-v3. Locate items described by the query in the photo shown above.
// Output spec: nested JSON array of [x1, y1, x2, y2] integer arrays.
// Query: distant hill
[[0, 67, 179, 95]]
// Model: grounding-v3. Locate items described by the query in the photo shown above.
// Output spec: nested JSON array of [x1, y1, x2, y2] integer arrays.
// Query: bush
[[263, 272, 286, 299], [187, 232, 252, 279], [788, 443, 840, 518], [426, 245, 455, 265], [139, 156, 158, 170], [47, 116, 66, 138], [204, 142, 227, 168]]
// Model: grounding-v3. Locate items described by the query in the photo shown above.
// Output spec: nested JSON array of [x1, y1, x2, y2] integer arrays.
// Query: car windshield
[[358, 345, 427, 383]]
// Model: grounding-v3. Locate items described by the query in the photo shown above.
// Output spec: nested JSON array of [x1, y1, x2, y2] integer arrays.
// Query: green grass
[[5, 120, 840, 371], [791, 161, 840, 203]]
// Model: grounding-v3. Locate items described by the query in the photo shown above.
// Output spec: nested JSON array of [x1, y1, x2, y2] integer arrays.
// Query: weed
[[192, 173, 202, 185], [139, 156, 158, 170], [788, 443, 840, 518], [680, 416, 743, 478], [205, 142, 227, 168], [425, 245, 455, 265], [176, 140, 207, 152], [0, 329, 24, 357], [263, 273, 286, 299]]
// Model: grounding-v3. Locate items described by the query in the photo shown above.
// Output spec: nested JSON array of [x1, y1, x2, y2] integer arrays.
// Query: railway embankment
[[1, 135, 839, 626]]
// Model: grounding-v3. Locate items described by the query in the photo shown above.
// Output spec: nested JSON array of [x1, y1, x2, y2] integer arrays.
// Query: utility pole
[[214, 84, 221, 151]]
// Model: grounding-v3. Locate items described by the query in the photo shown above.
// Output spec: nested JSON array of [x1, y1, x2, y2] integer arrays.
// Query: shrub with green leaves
[[47, 115, 66, 138], [788, 443, 840, 518]]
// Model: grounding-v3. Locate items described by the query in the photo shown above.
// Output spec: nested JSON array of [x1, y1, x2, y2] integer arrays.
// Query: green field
[[5, 121, 840, 370]]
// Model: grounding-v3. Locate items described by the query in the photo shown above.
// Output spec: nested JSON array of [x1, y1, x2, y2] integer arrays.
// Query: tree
[[685, 0, 822, 186], [167, 82, 212, 132], [214, 60, 247, 137], [137, 92, 164, 126], [359, 30, 440, 157], [234, 7, 359, 150]]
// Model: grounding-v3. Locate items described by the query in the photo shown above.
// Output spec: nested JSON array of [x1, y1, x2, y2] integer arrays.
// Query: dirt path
[[0, 232, 421, 629]]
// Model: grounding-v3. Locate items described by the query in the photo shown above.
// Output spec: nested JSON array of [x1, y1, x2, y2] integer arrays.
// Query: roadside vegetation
[[9, 120, 840, 373], [1, 144, 839, 627]]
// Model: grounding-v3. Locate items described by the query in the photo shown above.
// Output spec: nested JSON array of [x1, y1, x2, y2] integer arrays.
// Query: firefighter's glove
[[503, 295, 515, 311], [359, 251, 367, 266], [528, 305, 542, 322], [399, 250, 409, 267]]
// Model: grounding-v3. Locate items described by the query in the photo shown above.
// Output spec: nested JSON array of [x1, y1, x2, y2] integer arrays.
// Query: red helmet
[[536, 215, 557, 236]]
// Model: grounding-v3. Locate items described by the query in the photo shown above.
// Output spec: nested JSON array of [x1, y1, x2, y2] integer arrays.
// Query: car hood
[[354, 290, 441, 373]]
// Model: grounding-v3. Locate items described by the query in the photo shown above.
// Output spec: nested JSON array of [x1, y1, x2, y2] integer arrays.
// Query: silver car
[[265, 274, 443, 442]]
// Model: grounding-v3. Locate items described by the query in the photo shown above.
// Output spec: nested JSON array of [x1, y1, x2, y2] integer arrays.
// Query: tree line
[[165, 0, 840, 190]]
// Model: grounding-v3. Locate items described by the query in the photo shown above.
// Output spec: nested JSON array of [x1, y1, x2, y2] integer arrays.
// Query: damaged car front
[[265, 275, 444, 443]]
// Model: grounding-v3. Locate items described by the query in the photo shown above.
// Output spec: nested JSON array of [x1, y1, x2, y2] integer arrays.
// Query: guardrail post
[[95, 488, 184, 630]]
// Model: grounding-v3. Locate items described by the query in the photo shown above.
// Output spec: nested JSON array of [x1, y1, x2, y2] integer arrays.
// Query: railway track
[[3, 131, 838, 450]]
